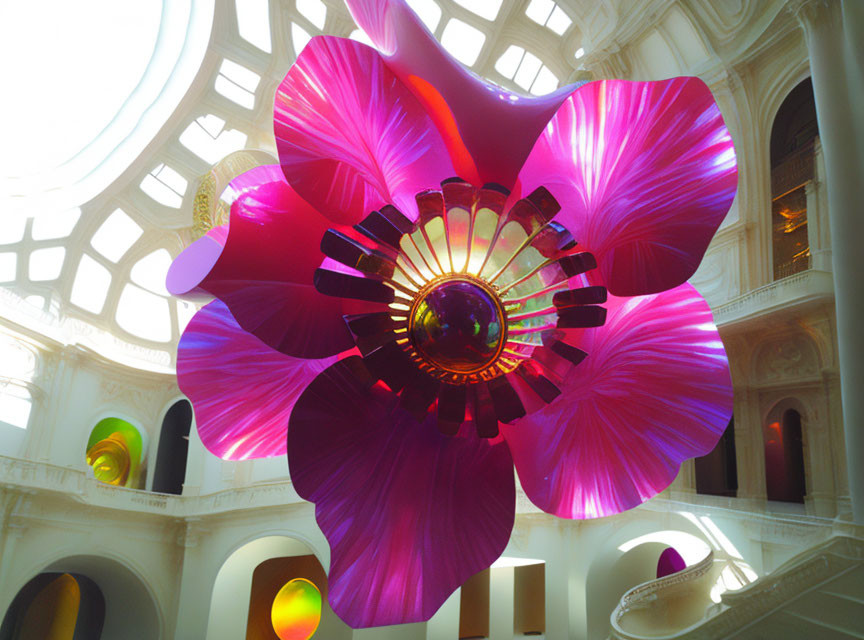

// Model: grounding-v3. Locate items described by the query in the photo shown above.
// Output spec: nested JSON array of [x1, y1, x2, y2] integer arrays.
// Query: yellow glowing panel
[[271, 578, 321, 640], [85, 432, 131, 486]]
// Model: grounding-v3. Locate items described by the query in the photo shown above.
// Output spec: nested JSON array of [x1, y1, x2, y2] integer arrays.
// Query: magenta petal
[[501, 283, 732, 519], [275, 36, 456, 225], [167, 165, 358, 358], [517, 78, 738, 297], [344, 0, 576, 187], [288, 357, 515, 628], [178, 300, 334, 460]]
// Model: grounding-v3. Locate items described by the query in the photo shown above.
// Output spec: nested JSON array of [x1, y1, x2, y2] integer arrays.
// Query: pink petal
[[167, 165, 360, 358], [288, 357, 515, 628], [274, 36, 456, 225], [517, 78, 738, 297], [178, 301, 334, 460], [500, 283, 732, 519], [345, 0, 576, 187]]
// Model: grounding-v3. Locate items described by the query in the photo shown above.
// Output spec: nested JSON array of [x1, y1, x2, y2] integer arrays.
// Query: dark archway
[[695, 418, 738, 497], [765, 408, 807, 503], [0, 572, 105, 640], [770, 78, 818, 280], [152, 399, 192, 494]]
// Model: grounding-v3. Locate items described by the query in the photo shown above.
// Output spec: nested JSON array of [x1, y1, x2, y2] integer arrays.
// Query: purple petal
[[501, 284, 732, 518], [167, 165, 363, 358], [344, 0, 577, 187], [275, 36, 456, 225], [178, 301, 334, 460], [517, 78, 738, 297], [288, 357, 515, 627]]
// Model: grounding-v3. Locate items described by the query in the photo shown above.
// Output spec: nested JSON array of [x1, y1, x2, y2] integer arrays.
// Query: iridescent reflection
[[271, 578, 321, 640], [411, 279, 504, 373]]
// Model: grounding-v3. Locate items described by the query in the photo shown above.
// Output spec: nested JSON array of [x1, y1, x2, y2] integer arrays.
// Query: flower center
[[409, 276, 506, 375]]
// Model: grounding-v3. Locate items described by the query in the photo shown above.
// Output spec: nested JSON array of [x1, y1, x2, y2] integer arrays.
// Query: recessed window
[[179, 115, 248, 164], [0, 253, 16, 283], [70, 254, 112, 314], [440, 19, 486, 66], [116, 284, 172, 342], [0, 384, 32, 430], [406, 0, 442, 32], [575, 47, 585, 59], [141, 164, 187, 209], [90, 208, 143, 262], [28, 247, 65, 281], [130, 249, 173, 296], [453, 0, 502, 21], [525, 0, 572, 35], [292, 23, 312, 57], [31, 208, 81, 241], [0, 216, 26, 245], [297, 0, 326, 30], [215, 59, 260, 109], [236, 0, 271, 53]]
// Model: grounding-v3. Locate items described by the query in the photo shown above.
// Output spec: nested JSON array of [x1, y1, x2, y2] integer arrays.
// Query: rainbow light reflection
[[271, 578, 321, 640]]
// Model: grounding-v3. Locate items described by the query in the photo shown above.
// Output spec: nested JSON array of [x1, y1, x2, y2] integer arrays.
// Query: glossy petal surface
[[518, 78, 738, 296], [275, 36, 455, 225], [178, 300, 334, 460], [501, 284, 732, 519], [288, 357, 515, 627], [167, 165, 358, 358], [344, 0, 577, 187]]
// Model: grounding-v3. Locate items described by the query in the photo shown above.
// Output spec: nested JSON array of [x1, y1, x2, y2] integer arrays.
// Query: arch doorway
[[152, 399, 192, 494], [764, 404, 807, 503]]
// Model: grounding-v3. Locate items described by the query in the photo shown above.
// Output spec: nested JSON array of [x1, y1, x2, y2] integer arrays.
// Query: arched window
[[152, 399, 192, 494], [770, 78, 819, 280], [764, 406, 806, 503], [85, 417, 145, 489], [695, 418, 738, 497]]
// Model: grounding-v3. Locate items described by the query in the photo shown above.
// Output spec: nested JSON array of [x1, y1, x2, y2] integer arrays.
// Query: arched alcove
[[764, 401, 807, 503], [769, 78, 818, 280], [207, 536, 351, 640], [3, 555, 159, 640], [695, 418, 738, 497], [151, 399, 192, 494], [0, 572, 104, 640], [85, 417, 146, 489]]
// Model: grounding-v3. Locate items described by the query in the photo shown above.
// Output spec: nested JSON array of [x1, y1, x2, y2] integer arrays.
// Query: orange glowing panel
[[271, 578, 321, 640], [85, 432, 131, 486]]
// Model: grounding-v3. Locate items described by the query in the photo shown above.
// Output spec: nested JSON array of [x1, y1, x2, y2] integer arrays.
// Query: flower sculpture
[[167, 0, 737, 629]]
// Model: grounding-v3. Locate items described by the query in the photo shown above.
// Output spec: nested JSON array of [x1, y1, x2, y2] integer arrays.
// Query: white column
[[793, 0, 864, 523]]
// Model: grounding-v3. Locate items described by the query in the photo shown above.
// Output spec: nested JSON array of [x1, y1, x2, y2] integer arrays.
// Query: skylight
[[28, 247, 65, 281], [70, 255, 112, 314], [0, 217, 26, 245], [176, 300, 197, 333], [292, 23, 312, 56], [440, 19, 486, 66], [525, 0, 572, 35], [179, 115, 248, 164], [496, 46, 560, 95], [130, 250, 173, 296], [349, 29, 375, 47], [0, 254, 16, 283], [296, 0, 327, 30], [140, 164, 188, 209], [575, 47, 585, 59], [236, 0, 272, 53], [406, 0, 442, 32], [30, 208, 82, 241], [116, 284, 172, 342], [454, 0, 503, 21], [215, 59, 260, 109], [90, 209, 143, 263], [0, 2, 161, 179]]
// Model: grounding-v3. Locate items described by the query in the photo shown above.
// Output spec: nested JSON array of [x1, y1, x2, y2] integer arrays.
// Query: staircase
[[610, 536, 864, 640]]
